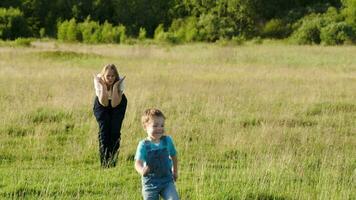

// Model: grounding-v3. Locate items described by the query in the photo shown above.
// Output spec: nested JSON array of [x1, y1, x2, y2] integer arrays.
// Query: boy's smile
[[144, 116, 165, 142]]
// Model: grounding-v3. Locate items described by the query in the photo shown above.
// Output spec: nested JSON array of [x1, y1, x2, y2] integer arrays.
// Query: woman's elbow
[[111, 99, 122, 108], [111, 102, 119, 108], [98, 99, 109, 107]]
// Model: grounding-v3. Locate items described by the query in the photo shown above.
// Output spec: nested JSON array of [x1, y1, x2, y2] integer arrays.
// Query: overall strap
[[143, 140, 151, 152], [161, 136, 167, 148], [144, 136, 167, 151]]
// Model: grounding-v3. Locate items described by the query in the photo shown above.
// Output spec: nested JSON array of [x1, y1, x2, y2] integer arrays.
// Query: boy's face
[[144, 116, 165, 141]]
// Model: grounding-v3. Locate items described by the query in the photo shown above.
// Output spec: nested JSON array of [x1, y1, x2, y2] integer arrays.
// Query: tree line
[[1, 0, 355, 45]]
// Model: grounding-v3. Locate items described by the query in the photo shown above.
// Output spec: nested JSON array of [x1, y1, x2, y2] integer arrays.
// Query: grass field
[[0, 40, 355, 199]]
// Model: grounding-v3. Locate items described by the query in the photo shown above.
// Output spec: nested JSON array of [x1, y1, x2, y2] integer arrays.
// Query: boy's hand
[[173, 171, 178, 181], [141, 166, 150, 176]]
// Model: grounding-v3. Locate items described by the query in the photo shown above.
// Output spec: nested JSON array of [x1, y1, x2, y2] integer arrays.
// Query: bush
[[231, 35, 246, 45], [197, 13, 220, 42], [114, 25, 126, 44], [39, 28, 46, 38], [78, 18, 101, 43], [184, 17, 199, 42], [290, 14, 324, 44], [165, 33, 180, 44], [251, 36, 263, 44], [138, 27, 147, 40], [66, 19, 79, 42], [262, 19, 291, 38], [168, 18, 185, 43], [57, 18, 80, 42], [217, 17, 236, 40], [0, 7, 29, 40], [320, 22, 355, 45], [342, 0, 356, 25], [154, 24, 167, 42], [57, 17, 127, 44], [323, 7, 344, 24], [290, 6, 352, 45], [101, 21, 115, 43], [57, 20, 68, 41], [14, 37, 33, 47], [168, 17, 198, 43]]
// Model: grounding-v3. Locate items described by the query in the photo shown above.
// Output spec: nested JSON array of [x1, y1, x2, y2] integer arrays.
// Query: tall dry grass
[[0, 41, 355, 199]]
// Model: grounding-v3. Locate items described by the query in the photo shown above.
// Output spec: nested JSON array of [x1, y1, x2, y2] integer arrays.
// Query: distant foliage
[[154, 24, 167, 42], [39, 28, 45, 38], [57, 19, 80, 42], [168, 17, 198, 43], [79, 18, 101, 43], [262, 19, 291, 38], [115, 25, 126, 44], [290, 6, 356, 45], [0, 8, 29, 40], [231, 35, 246, 45], [66, 19, 80, 42], [57, 18, 127, 44], [101, 21, 115, 43], [291, 14, 324, 44], [196, 13, 220, 42], [14, 37, 33, 47], [320, 22, 355, 45], [57, 20, 68, 41], [342, 0, 356, 24], [2, 0, 355, 45], [138, 27, 147, 40]]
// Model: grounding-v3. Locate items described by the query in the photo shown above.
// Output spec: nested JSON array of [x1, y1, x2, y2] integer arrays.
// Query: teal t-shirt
[[135, 135, 177, 167]]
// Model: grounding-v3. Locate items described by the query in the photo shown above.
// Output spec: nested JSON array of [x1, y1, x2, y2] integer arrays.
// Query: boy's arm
[[171, 155, 178, 181], [135, 159, 150, 176]]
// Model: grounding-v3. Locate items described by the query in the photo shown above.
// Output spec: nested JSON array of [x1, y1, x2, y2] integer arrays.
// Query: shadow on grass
[[36, 50, 103, 61], [246, 193, 290, 200], [0, 154, 15, 164], [27, 107, 72, 124], [3, 125, 35, 136], [2, 187, 42, 198], [1, 186, 103, 198], [304, 102, 356, 116], [240, 117, 317, 128]]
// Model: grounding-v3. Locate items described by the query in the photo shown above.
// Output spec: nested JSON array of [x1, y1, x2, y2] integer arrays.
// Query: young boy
[[135, 108, 179, 200]]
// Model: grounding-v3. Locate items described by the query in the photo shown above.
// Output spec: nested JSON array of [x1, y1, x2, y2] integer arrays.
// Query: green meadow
[[0, 41, 355, 199]]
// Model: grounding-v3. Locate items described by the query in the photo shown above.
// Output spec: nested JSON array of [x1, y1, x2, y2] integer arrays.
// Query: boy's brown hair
[[141, 108, 166, 126]]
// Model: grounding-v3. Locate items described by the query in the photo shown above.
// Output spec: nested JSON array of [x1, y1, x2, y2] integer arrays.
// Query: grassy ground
[[0, 41, 355, 199]]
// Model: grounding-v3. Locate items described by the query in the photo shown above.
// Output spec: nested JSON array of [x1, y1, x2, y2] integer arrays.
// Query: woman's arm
[[171, 155, 178, 181], [111, 78, 124, 107], [98, 86, 109, 106], [94, 76, 109, 106], [111, 82, 122, 107]]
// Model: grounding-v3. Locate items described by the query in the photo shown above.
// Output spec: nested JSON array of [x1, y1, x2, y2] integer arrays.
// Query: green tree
[[342, 0, 356, 24], [0, 7, 29, 40]]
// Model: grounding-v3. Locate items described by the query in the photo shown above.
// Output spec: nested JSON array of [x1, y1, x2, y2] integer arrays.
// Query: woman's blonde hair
[[100, 64, 120, 82]]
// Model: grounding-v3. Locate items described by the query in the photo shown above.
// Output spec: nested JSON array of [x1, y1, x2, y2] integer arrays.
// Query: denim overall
[[143, 136, 173, 190], [93, 94, 127, 167]]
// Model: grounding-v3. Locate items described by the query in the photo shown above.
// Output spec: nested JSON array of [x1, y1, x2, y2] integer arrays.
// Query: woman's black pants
[[93, 94, 127, 167]]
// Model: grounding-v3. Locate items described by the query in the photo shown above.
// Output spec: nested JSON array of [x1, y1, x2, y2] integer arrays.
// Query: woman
[[93, 64, 127, 167]]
